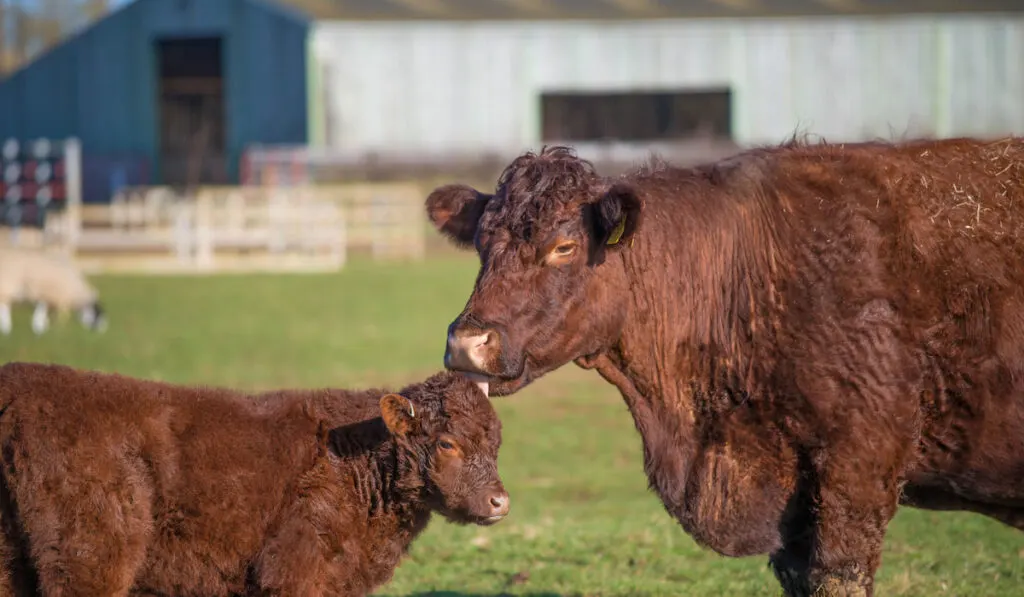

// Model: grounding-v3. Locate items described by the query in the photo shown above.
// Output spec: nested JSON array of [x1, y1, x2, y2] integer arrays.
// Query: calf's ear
[[589, 182, 643, 258], [425, 184, 492, 248], [380, 393, 418, 437]]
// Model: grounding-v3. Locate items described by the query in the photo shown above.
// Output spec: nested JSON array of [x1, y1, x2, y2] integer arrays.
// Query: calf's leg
[[12, 462, 152, 596], [254, 516, 330, 597]]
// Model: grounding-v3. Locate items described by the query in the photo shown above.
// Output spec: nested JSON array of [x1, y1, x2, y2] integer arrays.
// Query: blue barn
[[0, 0, 310, 202]]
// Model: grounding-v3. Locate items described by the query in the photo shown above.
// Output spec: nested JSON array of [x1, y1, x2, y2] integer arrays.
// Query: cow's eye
[[549, 242, 577, 259], [438, 439, 456, 451]]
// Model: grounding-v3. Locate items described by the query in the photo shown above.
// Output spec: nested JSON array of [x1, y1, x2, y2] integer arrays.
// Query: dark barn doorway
[[155, 37, 227, 186]]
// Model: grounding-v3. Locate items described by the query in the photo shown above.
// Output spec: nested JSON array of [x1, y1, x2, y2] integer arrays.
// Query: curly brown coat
[[0, 363, 507, 596], [428, 137, 1024, 597]]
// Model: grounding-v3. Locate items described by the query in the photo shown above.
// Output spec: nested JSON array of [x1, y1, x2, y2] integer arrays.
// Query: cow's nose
[[488, 491, 510, 519], [445, 327, 497, 374]]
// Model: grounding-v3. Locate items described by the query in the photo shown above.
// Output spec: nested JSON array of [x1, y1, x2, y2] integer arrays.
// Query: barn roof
[[283, 0, 1024, 21]]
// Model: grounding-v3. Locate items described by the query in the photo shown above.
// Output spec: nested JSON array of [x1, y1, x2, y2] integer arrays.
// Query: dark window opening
[[155, 36, 227, 186], [540, 88, 733, 143]]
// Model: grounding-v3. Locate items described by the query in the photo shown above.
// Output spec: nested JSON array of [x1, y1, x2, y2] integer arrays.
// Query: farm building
[[1, 0, 1024, 201], [0, 0, 311, 201]]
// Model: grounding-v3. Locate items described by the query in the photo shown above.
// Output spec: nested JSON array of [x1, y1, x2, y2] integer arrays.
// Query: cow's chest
[[632, 397, 799, 558]]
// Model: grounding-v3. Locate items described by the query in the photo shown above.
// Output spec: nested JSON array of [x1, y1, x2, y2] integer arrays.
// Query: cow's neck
[[584, 189, 782, 508], [615, 188, 780, 407]]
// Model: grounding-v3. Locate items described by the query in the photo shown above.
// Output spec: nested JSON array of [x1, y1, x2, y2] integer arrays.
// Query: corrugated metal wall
[[310, 15, 1024, 156], [0, 0, 310, 198]]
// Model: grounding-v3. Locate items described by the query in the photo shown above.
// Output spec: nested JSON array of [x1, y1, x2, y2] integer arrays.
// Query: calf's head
[[379, 372, 509, 525], [426, 146, 643, 395]]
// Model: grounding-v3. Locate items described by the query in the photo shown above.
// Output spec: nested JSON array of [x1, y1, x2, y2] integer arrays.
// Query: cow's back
[[770, 137, 1024, 293], [716, 138, 1024, 335]]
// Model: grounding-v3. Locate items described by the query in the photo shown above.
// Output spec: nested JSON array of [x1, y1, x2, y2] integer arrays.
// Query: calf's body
[[0, 363, 506, 596], [427, 138, 1024, 596]]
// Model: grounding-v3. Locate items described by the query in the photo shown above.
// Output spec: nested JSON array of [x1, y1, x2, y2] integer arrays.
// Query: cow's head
[[379, 372, 509, 525], [426, 146, 643, 396]]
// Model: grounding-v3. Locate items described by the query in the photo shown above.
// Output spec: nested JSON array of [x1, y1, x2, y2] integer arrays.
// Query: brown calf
[[0, 363, 507, 596], [426, 138, 1024, 596]]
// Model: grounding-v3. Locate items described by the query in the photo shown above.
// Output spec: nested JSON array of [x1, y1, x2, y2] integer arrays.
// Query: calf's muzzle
[[482, 488, 511, 524]]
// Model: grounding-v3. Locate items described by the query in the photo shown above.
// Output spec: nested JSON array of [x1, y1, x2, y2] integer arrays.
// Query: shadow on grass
[[397, 594, 568, 597]]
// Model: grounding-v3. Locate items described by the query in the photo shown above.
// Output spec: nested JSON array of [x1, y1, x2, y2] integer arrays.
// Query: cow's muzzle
[[444, 322, 500, 376]]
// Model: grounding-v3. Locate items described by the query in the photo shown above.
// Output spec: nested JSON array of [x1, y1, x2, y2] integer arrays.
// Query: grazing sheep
[[0, 363, 506, 596], [0, 247, 106, 335]]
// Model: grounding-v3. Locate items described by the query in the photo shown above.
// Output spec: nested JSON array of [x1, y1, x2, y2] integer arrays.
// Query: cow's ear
[[590, 182, 642, 254], [425, 184, 492, 249], [380, 393, 418, 437]]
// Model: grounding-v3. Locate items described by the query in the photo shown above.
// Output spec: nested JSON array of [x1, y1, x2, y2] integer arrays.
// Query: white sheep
[[0, 247, 106, 335]]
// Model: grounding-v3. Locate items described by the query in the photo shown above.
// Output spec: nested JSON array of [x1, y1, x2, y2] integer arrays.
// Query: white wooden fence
[[4, 183, 426, 274]]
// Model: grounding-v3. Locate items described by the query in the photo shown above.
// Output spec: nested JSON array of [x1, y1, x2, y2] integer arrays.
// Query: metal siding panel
[[864, 19, 939, 139], [408, 26, 451, 152], [740, 20, 797, 144], [142, 0, 234, 37], [1009, 22, 1024, 132], [228, 0, 309, 180], [0, 86, 12, 138], [12, 44, 78, 139], [463, 25, 508, 150], [313, 16, 1024, 154], [788, 21, 867, 141], [76, 6, 153, 155], [947, 21, 990, 137]]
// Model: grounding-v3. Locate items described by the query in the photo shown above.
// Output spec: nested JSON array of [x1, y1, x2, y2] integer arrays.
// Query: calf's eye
[[438, 439, 456, 451]]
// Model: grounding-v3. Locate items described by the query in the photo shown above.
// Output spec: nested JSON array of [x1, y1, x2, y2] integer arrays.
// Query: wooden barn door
[[156, 37, 227, 187]]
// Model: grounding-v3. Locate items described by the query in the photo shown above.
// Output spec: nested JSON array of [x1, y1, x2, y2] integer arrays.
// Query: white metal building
[[300, 1, 1024, 163]]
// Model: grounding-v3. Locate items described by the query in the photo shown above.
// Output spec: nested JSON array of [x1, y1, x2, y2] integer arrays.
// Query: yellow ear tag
[[606, 218, 626, 246]]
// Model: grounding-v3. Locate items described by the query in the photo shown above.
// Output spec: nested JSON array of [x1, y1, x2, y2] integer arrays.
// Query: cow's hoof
[[812, 575, 870, 597]]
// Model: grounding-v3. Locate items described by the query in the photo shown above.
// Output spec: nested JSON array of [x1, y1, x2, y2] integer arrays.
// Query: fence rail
[[5, 183, 426, 274]]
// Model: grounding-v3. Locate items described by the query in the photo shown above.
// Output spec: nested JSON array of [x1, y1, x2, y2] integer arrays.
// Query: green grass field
[[0, 254, 1021, 596]]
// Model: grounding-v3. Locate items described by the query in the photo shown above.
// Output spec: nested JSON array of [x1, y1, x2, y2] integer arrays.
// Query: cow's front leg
[[783, 322, 920, 596], [808, 452, 906, 597], [769, 444, 903, 597]]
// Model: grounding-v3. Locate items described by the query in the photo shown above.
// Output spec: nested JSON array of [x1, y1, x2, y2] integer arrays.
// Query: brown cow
[[0, 362, 506, 596], [425, 139, 1024, 596]]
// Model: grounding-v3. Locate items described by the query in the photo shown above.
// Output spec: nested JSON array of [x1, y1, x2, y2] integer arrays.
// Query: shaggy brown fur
[[426, 138, 1024, 596], [0, 363, 508, 596]]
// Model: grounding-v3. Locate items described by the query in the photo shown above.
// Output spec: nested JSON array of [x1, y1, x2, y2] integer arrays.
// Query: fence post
[[332, 200, 347, 269], [63, 138, 83, 257], [267, 189, 287, 254], [195, 189, 214, 270], [173, 198, 193, 265], [370, 192, 388, 259]]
